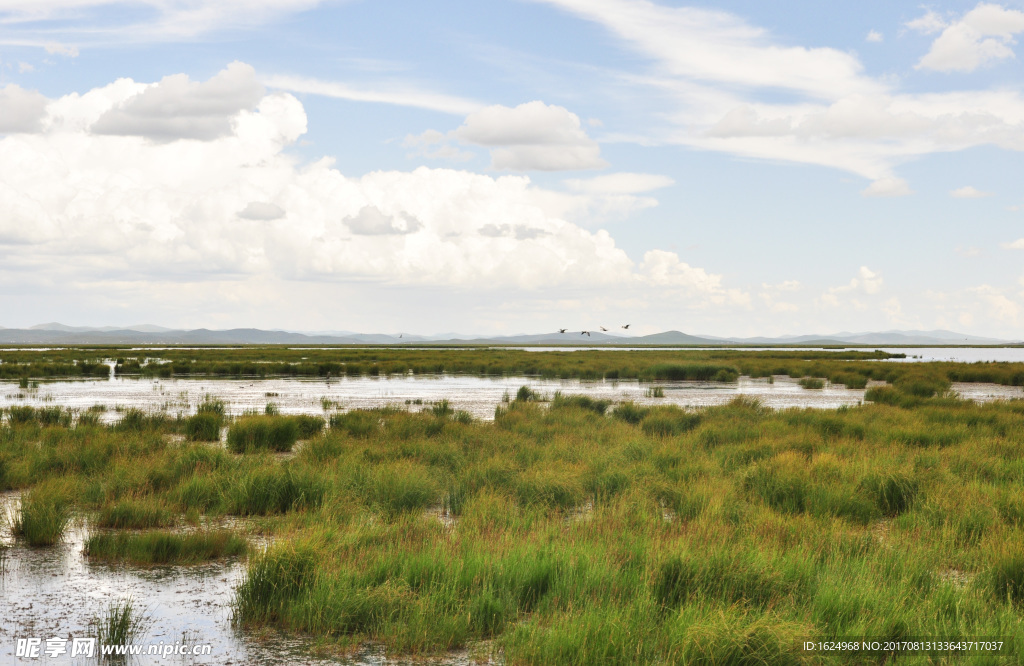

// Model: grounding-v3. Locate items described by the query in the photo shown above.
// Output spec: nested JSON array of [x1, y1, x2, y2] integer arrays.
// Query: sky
[[0, 0, 1023, 337]]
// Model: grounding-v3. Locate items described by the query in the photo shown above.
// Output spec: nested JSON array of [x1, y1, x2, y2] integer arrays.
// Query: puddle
[[5, 374, 1011, 425]]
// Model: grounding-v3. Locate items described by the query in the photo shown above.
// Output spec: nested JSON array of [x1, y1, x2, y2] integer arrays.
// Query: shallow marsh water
[[0, 494, 487, 666], [2, 374, 1022, 424]]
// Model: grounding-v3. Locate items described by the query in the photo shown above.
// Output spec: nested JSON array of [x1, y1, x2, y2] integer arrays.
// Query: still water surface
[[0, 494, 487, 665], [3, 374, 1023, 423]]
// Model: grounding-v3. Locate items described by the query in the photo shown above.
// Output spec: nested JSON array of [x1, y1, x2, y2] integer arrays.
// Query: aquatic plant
[[92, 597, 150, 658], [11, 483, 71, 547], [184, 413, 221, 441], [226, 415, 298, 453], [549, 392, 611, 415], [85, 531, 247, 565], [227, 465, 327, 515], [95, 497, 174, 529]]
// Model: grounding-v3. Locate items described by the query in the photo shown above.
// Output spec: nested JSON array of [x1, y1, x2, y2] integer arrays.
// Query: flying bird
[[622, 324, 630, 330], [600, 326, 607, 331], [581, 330, 591, 336], [558, 328, 567, 334]]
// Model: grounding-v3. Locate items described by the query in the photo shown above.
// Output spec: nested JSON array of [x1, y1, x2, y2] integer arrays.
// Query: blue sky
[[1, 0, 1023, 337]]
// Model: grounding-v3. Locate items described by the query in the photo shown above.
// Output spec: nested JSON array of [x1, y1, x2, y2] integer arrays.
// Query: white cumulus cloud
[[916, 3, 1024, 73], [237, 201, 285, 221], [951, 186, 992, 198], [91, 61, 265, 141], [0, 64, 740, 307], [862, 177, 912, 198], [0, 84, 48, 133], [454, 101, 606, 171], [906, 10, 948, 35]]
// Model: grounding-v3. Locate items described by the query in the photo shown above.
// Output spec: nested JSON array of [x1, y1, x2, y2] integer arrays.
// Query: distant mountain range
[[0, 323, 1016, 346]]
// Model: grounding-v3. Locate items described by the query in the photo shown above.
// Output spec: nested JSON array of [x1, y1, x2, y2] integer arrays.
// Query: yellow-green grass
[[94, 497, 175, 529], [227, 415, 299, 453], [10, 481, 72, 546], [93, 597, 149, 653], [85, 530, 247, 565]]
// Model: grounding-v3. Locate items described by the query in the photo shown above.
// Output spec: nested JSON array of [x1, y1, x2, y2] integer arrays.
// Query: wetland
[[3, 346, 1024, 664]]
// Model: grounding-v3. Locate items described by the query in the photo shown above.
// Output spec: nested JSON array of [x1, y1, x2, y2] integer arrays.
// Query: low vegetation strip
[[2, 360, 1024, 663], [7, 346, 1024, 395], [85, 530, 247, 564]]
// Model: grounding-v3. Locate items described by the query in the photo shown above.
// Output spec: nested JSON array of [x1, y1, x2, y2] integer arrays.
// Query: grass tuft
[[227, 416, 299, 453], [92, 597, 149, 658], [85, 530, 247, 565], [11, 484, 71, 547]]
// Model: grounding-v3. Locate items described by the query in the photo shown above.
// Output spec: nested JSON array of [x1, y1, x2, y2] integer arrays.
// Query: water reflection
[[2, 375, 1022, 424]]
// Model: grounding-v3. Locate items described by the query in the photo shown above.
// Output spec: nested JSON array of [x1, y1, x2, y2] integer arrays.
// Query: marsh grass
[[92, 597, 149, 659], [550, 392, 610, 415], [6, 349, 1024, 663], [85, 530, 247, 565], [185, 413, 221, 441], [95, 497, 174, 529], [12, 483, 71, 546], [798, 377, 825, 389], [227, 465, 327, 515], [227, 416, 298, 453]]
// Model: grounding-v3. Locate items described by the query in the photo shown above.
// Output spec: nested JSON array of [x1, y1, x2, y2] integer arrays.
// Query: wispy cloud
[[263, 74, 482, 116], [531, 0, 1024, 189], [0, 0, 333, 44]]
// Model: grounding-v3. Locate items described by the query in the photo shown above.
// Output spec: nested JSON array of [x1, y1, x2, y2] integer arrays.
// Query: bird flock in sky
[[564, 325, 630, 337]]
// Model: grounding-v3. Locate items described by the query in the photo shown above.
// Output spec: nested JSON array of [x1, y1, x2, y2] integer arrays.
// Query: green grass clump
[[515, 385, 541, 402], [227, 415, 299, 453], [329, 411, 379, 438], [9, 405, 37, 425], [7, 406, 72, 426], [640, 407, 701, 437], [991, 552, 1024, 606], [11, 484, 71, 547], [196, 397, 225, 416], [798, 377, 825, 389], [184, 413, 221, 441], [353, 463, 440, 517], [233, 542, 318, 625], [612, 401, 649, 424], [95, 497, 174, 529], [112, 409, 168, 432], [861, 472, 918, 516], [92, 597, 149, 654], [894, 374, 951, 398], [653, 549, 806, 610], [85, 530, 247, 565], [292, 414, 326, 438], [641, 363, 738, 382], [227, 465, 327, 515], [550, 392, 611, 415]]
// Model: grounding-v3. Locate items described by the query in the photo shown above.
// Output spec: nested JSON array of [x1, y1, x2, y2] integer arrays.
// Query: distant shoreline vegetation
[[4, 347, 1024, 391]]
